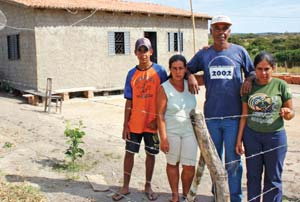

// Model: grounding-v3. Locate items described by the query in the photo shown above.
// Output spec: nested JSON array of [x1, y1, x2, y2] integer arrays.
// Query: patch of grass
[[0, 179, 46, 202], [53, 158, 99, 173], [276, 66, 300, 74], [53, 162, 81, 172], [104, 152, 122, 160], [52, 158, 99, 180], [3, 142, 14, 149], [52, 161, 95, 173], [52, 162, 83, 180], [283, 195, 300, 202]]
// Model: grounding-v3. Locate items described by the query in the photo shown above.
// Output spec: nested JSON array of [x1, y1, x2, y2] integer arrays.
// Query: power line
[[230, 15, 300, 19]]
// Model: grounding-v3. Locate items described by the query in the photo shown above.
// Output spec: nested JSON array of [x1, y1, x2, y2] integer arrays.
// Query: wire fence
[[1, 83, 296, 201], [0, 6, 299, 202], [88, 99, 296, 202], [1, 94, 297, 201]]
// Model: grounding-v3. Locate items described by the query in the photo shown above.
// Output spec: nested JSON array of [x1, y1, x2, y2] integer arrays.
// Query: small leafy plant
[[64, 120, 86, 169], [2, 142, 13, 149], [0, 81, 12, 93]]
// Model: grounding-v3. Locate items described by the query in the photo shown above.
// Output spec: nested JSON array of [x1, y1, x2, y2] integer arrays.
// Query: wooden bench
[[22, 94, 38, 105], [54, 87, 96, 100], [22, 90, 62, 113]]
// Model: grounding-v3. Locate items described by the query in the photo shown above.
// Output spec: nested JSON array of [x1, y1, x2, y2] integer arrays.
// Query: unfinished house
[[0, 0, 211, 100]]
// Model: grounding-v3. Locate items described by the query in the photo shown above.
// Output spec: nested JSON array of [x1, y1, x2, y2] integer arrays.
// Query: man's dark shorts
[[126, 132, 160, 155]]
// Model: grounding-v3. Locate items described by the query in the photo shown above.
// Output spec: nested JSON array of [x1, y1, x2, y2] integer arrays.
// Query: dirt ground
[[0, 85, 299, 202]]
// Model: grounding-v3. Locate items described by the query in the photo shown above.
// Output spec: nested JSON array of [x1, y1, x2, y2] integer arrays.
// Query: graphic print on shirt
[[248, 93, 280, 124], [134, 75, 155, 99], [208, 56, 235, 80]]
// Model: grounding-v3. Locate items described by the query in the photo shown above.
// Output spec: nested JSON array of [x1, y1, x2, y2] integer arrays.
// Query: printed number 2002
[[211, 70, 232, 77]]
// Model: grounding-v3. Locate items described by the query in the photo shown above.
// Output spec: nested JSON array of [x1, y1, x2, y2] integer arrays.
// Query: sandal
[[112, 192, 130, 201], [144, 191, 158, 201]]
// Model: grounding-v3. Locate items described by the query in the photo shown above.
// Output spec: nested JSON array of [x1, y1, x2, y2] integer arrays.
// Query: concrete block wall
[[0, 4, 209, 93], [34, 9, 209, 92], [0, 3, 37, 90]]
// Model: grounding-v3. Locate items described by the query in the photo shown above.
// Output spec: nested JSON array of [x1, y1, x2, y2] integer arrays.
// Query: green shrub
[[64, 120, 86, 168]]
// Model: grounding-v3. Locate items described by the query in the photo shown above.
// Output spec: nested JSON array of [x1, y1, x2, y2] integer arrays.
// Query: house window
[[168, 32, 183, 53], [7, 34, 20, 60], [174, 33, 178, 52], [115, 32, 125, 54], [108, 31, 130, 55], [180, 32, 183, 52]]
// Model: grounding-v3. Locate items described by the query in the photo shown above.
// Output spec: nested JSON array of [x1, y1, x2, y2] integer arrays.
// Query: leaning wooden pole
[[187, 110, 230, 202], [188, 154, 205, 200], [189, 0, 196, 54]]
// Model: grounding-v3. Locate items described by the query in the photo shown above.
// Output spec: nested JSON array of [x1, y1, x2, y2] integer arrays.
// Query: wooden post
[[44, 78, 52, 112], [188, 155, 205, 200], [84, 90, 94, 98], [285, 61, 288, 73], [189, 0, 196, 54], [60, 92, 69, 101], [187, 110, 230, 202]]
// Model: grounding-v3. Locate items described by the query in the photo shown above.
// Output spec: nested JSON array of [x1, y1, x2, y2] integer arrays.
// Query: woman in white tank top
[[157, 54, 198, 202]]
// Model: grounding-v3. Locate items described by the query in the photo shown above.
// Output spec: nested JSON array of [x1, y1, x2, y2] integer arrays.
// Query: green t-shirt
[[242, 78, 292, 133]]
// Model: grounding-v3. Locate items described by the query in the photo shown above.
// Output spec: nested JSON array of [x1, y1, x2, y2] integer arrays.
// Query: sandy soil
[[0, 85, 299, 202]]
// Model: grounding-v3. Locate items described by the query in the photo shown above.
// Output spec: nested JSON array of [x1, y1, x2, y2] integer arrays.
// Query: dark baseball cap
[[135, 37, 152, 51]]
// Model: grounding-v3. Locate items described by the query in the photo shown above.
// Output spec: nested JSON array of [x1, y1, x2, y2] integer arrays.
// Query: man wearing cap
[[186, 15, 255, 202], [112, 38, 167, 201]]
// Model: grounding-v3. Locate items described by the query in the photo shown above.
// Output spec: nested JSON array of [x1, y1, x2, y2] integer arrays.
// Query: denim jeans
[[206, 118, 243, 202], [243, 126, 287, 202]]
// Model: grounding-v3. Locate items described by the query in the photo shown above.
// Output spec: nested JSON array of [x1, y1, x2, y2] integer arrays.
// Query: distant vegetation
[[209, 33, 300, 68]]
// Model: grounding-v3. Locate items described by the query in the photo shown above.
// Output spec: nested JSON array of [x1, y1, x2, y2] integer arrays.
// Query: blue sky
[[130, 0, 300, 33]]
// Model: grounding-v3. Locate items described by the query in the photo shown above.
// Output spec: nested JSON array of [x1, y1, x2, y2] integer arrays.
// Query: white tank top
[[161, 79, 197, 137]]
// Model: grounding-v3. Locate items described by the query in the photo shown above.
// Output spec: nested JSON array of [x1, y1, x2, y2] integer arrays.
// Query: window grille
[[108, 31, 130, 55], [7, 34, 20, 60], [115, 32, 125, 54], [168, 32, 183, 53]]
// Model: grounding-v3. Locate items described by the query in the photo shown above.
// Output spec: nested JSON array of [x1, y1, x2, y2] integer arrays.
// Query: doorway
[[144, 32, 157, 63]]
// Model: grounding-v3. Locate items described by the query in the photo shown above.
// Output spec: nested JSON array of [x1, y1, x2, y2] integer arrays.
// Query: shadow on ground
[[5, 174, 214, 202]]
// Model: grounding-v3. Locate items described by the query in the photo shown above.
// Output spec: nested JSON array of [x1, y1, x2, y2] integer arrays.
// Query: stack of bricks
[[23, 94, 38, 105], [59, 90, 94, 101], [273, 75, 300, 84], [59, 92, 69, 101], [84, 90, 94, 98]]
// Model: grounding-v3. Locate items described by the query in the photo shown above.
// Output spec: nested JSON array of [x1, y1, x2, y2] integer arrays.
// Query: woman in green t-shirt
[[235, 52, 295, 202]]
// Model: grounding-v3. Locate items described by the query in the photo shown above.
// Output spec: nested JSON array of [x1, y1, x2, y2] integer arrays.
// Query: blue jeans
[[206, 118, 243, 202], [243, 126, 287, 202]]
